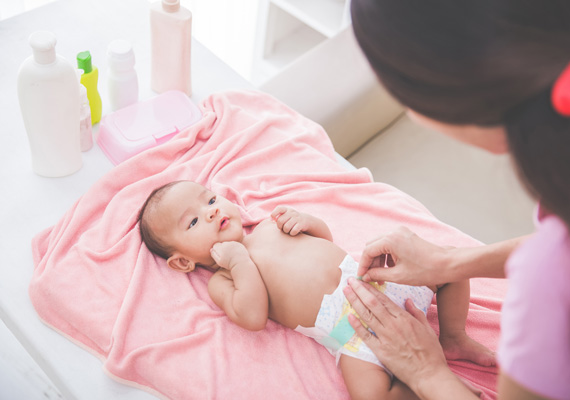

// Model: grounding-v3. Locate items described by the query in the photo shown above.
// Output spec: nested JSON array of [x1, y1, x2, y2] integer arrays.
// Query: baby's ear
[[167, 253, 196, 273]]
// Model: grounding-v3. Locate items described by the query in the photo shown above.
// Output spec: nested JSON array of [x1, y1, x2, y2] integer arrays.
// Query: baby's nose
[[207, 207, 219, 221]]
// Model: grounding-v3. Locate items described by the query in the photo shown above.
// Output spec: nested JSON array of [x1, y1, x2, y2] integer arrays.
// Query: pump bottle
[[150, 0, 192, 96], [77, 51, 102, 124], [17, 31, 82, 177]]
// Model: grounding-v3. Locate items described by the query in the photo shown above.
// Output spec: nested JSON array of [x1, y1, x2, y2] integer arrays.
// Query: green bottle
[[77, 51, 102, 124]]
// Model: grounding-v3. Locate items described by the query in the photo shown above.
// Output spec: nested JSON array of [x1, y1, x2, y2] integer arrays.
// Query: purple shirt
[[498, 210, 570, 399]]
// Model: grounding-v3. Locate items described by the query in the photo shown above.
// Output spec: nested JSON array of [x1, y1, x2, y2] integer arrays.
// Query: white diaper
[[295, 255, 434, 373]]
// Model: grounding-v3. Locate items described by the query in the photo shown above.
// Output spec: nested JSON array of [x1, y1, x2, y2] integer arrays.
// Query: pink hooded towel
[[31, 91, 504, 399]]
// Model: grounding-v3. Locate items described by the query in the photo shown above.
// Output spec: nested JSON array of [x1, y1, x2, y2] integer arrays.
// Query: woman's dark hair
[[351, 0, 570, 227]]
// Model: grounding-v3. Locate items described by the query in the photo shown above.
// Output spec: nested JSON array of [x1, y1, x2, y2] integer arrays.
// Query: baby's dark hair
[[138, 181, 182, 259]]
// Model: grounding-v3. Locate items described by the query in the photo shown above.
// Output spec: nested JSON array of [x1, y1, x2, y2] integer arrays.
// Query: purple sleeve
[[497, 216, 570, 399]]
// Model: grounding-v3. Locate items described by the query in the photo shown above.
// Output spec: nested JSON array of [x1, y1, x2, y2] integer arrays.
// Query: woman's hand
[[343, 278, 479, 400], [358, 227, 520, 286], [357, 226, 454, 286]]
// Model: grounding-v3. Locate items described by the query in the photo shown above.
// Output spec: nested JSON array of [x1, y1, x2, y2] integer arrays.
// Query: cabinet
[[254, 0, 351, 85]]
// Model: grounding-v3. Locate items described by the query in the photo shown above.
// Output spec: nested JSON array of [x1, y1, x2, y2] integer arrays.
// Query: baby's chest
[[245, 221, 290, 261]]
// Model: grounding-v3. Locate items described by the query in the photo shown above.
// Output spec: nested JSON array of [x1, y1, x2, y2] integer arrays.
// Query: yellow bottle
[[77, 51, 102, 124]]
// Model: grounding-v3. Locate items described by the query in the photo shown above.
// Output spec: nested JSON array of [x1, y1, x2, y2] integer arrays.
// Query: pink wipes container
[[97, 90, 201, 165]]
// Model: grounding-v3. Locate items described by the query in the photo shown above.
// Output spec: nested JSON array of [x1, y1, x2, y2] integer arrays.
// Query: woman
[[345, 1, 570, 399]]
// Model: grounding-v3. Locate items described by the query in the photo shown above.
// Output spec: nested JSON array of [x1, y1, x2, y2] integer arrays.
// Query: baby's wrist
[[229, 255, 254, 271]]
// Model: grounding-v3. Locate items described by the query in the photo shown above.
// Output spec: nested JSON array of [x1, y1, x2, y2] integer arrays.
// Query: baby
[[138, 180, 495, 399]]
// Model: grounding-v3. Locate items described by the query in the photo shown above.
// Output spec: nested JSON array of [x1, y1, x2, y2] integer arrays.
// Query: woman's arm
[[343, 278, 479, 400], [357, 226, 529, 286]]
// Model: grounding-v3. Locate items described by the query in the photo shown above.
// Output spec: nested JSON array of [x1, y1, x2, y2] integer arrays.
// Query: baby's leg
[[436, 280, 495, 366], [339, 354, 419, 400]]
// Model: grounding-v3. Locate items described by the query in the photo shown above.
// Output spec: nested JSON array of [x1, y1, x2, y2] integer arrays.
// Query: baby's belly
[[250, 233, 346, 330]]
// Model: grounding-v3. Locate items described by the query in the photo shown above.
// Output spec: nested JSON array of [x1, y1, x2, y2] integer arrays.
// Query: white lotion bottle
[[107, 39, 139, 111], [17, 31, 82, 177], [150, 0, 192, 96]]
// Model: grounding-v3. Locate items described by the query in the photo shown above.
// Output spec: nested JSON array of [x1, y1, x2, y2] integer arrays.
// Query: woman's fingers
[[357, 237, 391, 278], [343, 278, 402, 334], [344, 278, 449, 389], [404, 298, 429, 325], [347, 312, 382, 349], [358, 226, 454, 287], [357, 227, 413, 281]]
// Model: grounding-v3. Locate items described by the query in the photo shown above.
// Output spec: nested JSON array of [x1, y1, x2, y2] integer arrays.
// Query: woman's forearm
[[444, 235, 530, 282], [415, 367, 480, 400]]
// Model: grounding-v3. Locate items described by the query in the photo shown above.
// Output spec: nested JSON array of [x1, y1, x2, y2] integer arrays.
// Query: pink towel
[[31, 91, 503, 399]]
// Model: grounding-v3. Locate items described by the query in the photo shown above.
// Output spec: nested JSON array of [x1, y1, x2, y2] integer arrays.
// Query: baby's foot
[[439, 331, 496, 367]]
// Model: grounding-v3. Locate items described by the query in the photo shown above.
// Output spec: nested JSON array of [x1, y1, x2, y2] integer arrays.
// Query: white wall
[[182, 0, 260, 81], [0, 0, 57, 20]]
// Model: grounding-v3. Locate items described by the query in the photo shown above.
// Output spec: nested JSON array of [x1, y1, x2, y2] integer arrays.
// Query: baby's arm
[[271, 205, 332, 241], [208, 241, 269, 331]]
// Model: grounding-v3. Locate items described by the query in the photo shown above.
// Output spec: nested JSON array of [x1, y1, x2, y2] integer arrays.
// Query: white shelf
[[254, 0, 350, 85], [264, 24, 326, 71], [271, 0, 348, 38]]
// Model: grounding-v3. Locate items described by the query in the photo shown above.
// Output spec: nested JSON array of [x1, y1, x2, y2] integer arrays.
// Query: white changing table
[[0, 0, 255, 398]]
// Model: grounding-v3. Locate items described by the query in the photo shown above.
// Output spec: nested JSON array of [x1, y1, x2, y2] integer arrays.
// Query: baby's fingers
[[289, 223, 303, 236], [282, 217, 300, 234], [271, 205, 288, 220]]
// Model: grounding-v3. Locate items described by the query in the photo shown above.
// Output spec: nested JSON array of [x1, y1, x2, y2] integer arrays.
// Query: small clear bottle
[[107, 39, 139, 111], [77, 70, 93, 151]]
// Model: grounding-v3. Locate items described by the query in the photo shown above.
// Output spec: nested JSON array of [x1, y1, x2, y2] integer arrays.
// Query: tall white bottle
[[150, 0, 192, 96], [107, 39, 139, 111], [17, 31, 82, 177]]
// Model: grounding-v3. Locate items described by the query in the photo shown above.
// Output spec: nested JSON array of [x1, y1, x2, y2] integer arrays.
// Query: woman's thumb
[[405, 298, 429, 325]]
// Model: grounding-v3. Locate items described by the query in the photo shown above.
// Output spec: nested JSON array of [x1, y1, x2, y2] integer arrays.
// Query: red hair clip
[[552, 63, 570, 117]]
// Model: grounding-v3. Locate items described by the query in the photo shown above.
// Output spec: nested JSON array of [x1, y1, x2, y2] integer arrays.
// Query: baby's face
[[151, 181, 243, 267]]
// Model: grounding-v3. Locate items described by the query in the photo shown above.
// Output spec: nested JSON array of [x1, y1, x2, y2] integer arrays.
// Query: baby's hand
[[210, 241, 250, 270], [271, 205, 309, 236]]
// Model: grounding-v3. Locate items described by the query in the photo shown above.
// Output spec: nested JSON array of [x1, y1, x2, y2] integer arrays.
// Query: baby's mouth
[[220, 217, 229, 230]]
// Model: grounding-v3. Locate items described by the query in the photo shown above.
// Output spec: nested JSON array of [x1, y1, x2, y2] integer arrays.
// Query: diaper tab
[[329, 315, 355, 345], [294, 325, 342, 352]]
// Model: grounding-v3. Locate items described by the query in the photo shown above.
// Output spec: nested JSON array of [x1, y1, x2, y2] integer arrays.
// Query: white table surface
[[0, 1, 254, 398]]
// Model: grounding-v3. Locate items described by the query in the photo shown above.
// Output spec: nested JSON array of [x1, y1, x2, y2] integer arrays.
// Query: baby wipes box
[[98, 90, 201, 164]]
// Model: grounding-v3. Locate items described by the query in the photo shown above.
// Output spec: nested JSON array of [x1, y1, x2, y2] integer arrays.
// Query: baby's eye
[[208, 196, 216, 205], [188, 217, 198, 229]]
